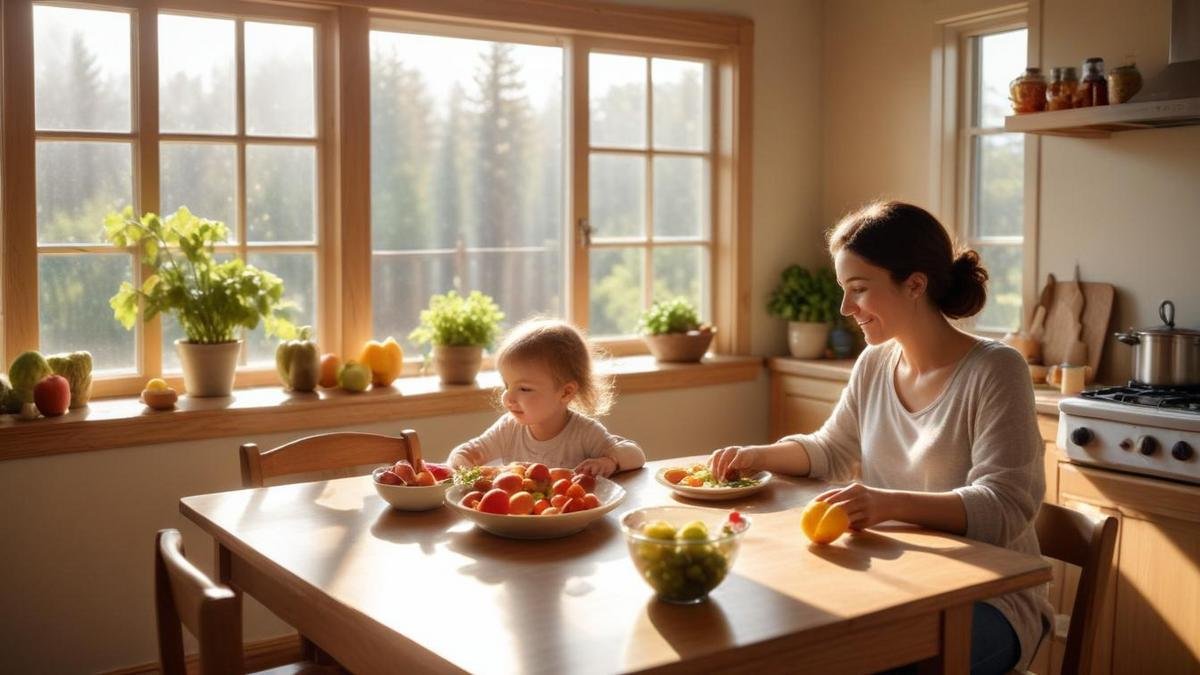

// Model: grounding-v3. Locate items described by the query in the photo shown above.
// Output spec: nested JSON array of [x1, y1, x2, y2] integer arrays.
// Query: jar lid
[[1051, 66, 1078, 79]]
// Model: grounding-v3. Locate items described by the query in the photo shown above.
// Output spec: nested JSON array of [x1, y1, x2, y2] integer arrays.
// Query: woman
[[710, 201, 1050, 675]]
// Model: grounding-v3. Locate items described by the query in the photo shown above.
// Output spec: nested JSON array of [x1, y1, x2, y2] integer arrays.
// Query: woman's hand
[[708, 446, 760, 482], [575, 456, 618, 478], [816, 482, 895, 530]]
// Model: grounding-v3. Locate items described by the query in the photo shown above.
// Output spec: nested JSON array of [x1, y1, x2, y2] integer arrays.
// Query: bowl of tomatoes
[[445, 462, 626, 539]]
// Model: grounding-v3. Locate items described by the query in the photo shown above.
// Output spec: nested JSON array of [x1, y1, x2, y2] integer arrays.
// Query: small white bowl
[[654, 467, 773, 501], [444, 476, 626, 539], [371, 467, 452, 511]]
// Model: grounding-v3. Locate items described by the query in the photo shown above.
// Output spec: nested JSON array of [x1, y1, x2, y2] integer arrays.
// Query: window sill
[[0, 355, 763, 462]]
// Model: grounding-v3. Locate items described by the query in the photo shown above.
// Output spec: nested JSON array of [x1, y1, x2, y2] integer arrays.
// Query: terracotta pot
[[175, 339, 242, 397], [643, 327, 716, 363], [433, 345, 484, 385], [787, 321, 830, 359]]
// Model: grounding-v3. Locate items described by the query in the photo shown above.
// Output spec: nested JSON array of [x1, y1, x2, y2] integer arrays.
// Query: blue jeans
[[877, 602, 1020, 675]]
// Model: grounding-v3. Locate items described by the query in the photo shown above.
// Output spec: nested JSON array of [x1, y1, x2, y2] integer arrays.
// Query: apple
[[571, 473, 596, 492], [493, 472, 524, 494], [551, 479, 571, 496], [566, 483, 587, 500], [376, 469, 403, 486], [460, 490, 484, 509], [477, 489, 511, 515], [527, 463, 551, 484], [33, 374, 70, 417], [337, 360, 371, 392], [391, 461, 417, 484], [582, 494, 601, 510], [508, 491, 534, 515], [425, 462, 452, 482]]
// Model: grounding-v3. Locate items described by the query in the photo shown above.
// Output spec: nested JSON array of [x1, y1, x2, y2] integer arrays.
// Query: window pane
[[972, 134, 1024, 237], [159, 15, 235, 134], [652, 58, 709, 151], [976, 29, 1027, 128], [33, 5, 131, 132], [590, 53, 646, 148], [36, 141, 132, 244], [246, 145, 316, 242], [653, 247, 709, 320], [369, 31, 565, 333], [245, 253, 315, 366], [39, 254, 135, 372], [160, 143, 237, 240], [975, 244, 1022, 331], [373, 253, 456, 355], [653, 156, 708, 239], [590, 154, 645, 238], [590, 248, 644, 337], [245, 22, 315, 137]]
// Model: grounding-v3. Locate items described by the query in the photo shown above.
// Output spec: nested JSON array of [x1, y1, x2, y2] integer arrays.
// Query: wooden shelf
[[1004, 96, 1200, 138]]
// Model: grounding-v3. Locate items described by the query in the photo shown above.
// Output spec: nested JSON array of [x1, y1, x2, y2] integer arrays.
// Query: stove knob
[[1172, 441, 1194, 462], [1119, 438, 1133, 451], [1070, 427, 1094, 446], [1137, 435, 1159, 456]]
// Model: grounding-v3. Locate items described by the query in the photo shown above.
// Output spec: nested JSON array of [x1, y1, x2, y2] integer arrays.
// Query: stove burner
[[1081, 382, 1200, 413]]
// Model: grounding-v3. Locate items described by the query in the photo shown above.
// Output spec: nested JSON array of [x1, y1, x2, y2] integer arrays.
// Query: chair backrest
[[155, 529, 242, 675], [1034, 502, 1118, 675], [239, 430, 419, 488]]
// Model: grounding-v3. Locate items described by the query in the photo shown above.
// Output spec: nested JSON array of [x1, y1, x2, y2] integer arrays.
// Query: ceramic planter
[[433, 345, 484, 385], [175, 339, 243, 397], [643, 327, 716, 363], [787, 321, 830, 359]]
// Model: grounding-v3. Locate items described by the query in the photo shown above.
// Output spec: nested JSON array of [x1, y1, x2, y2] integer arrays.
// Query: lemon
[[145, 378, 169, 392], [642, 520, 677, 540], [800, 499, 849, 545], [676, 520, 709, 541]]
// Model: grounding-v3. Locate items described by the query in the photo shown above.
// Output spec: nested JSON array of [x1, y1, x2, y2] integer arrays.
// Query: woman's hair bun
[[941, 249, 988, 319]]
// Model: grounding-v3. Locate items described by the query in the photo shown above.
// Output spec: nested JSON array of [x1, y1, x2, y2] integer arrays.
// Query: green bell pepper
[[275, 326, 320, 392]]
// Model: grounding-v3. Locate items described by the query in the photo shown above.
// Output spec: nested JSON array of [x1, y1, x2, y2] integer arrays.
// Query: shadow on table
[[369, 504, 459, 554]]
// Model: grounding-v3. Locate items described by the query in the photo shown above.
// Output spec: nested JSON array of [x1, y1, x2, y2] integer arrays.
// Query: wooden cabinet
[[767, 358, 853, 438]]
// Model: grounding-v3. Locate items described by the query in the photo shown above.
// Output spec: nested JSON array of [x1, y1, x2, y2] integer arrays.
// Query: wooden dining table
[[180, 457, 1051, 674]]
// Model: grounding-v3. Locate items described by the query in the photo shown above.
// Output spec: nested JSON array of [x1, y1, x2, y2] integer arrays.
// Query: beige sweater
[[782, 339, 1051, 670], [448, 411, 645, 472]]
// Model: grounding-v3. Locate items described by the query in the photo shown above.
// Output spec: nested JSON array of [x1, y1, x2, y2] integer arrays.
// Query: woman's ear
[[905, 272, 928, 299]]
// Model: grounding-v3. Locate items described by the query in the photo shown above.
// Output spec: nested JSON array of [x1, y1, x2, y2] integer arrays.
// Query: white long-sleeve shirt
[[448, 411, 645, 472], [782, 339, 1052, 671]]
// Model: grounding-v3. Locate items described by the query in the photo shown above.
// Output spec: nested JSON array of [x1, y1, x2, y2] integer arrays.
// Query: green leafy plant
[[408, 290, 505, 348], [638, 297, 703, 336], [104, 206, 296, 344], [767, 265, 843, 323]]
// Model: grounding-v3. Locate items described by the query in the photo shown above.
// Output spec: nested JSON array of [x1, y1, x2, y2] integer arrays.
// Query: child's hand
[[575, 456, 618, 478]]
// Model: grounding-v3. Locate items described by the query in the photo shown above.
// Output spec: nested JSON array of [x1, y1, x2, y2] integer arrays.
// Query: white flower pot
[[175, 339, 242, 397], [433, 345, 484, 385], [787, 321, 831, 359]]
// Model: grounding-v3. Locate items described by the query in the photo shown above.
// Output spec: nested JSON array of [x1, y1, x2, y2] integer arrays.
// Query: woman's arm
[[709, 439, 812, 480], [817, 483, 967, 534]]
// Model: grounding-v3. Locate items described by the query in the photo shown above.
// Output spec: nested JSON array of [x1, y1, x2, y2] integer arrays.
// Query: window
[[962, 28, 1027, 331], [3, 1, 752, 396]]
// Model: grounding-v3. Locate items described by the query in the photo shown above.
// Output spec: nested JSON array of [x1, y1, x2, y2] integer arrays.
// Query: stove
[[1058, 383, 1200, 485]]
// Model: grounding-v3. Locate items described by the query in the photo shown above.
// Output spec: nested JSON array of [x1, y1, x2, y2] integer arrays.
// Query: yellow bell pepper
[[359, 336, 403, 387]]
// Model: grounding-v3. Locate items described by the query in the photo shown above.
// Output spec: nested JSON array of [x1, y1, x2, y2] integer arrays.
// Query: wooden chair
[[1033, 502, 1118, 675], [239, 430, 420, 488], [155, 529, 339, 674]]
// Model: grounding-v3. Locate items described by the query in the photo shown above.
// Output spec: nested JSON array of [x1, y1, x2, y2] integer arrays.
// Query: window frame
[[3, 0, 754, 397], [933, 3, 1040, 336]]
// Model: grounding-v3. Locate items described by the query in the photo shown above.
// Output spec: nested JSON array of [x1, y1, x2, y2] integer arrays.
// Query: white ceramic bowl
[[444, 476, 626, 539], [654, 467, 773, 501], [372, 467, 452, 511]]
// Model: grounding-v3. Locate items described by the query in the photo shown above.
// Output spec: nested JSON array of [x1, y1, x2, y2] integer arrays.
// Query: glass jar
[[1009, 67, 1048, 114], [1108, 62, 1143, 104], [1075, 57, 1108, 107], [1047, 66, 1078, 111]]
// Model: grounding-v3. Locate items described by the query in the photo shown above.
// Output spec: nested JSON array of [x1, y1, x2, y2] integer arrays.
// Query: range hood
[[1130, 0, 1200, 102]]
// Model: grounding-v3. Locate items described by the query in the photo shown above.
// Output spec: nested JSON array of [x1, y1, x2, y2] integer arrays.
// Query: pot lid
[[1134, 300, 1200, 336]]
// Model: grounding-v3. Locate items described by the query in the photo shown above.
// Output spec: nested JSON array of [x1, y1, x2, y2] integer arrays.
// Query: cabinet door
[[779, 395, 835, 437], [1111, 515, 1200, 674]]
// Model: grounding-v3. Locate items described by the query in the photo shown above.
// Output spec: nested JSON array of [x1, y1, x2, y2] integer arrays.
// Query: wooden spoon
[[401, 428, 425, 478]]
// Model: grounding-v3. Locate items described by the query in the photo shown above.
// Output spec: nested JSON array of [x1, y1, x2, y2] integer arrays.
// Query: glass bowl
[[620, 505, 750, 604]]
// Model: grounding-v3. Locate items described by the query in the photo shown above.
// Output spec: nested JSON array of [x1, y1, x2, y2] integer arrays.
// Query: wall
[[821, 0, 1200, 382], [0, 376, 768, 672]]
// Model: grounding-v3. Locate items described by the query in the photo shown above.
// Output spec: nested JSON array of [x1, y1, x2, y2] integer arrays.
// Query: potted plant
[[767, 265, 842, 359], [409, 290, 504, 385], [105, 207, 296, 397], [637, 297, 715, 363]]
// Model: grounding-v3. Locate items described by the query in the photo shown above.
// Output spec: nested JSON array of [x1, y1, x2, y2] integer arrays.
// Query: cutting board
[[1041, 282, 1114, 372]]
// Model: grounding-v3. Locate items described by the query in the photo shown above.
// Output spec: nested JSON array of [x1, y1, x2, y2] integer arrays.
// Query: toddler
[[447, 319, 645, 477]]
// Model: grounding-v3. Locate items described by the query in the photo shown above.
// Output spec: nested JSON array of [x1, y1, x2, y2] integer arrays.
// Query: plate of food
[[445, 462, 626, 539], [655, 463, 772, 501]]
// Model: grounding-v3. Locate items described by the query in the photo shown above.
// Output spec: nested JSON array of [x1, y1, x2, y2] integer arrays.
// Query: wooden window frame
[[933, 2, 1040, 336], [3, 0, 753, 399]]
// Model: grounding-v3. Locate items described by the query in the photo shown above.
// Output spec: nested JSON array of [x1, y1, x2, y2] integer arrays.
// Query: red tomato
[[550, 494, 568, 509], [532, 499, 552, 515], [683, 475, 704, 488], [493, 472, 524, 494], [582, 493, 601, 510], [521, 478, 537, 493], [566, 483, 587, 500], [508, 491, 534, 515], [472, 477, 493, 493], [477, 489, 511, 514], [551, 479, 571, 496], [562, 498, 585, 514], [663, 468, 688, 485], [527, 463, 551, 483]]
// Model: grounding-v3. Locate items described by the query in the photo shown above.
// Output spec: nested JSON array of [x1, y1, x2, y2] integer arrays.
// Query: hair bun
[[942, 249, 988, 319]]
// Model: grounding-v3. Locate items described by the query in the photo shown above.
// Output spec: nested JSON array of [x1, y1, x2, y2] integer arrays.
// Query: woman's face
[[834, 249, 922, 345]]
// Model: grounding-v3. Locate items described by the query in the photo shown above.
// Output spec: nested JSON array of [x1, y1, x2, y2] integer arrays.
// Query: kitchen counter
[[767, 357, 1075, 416]]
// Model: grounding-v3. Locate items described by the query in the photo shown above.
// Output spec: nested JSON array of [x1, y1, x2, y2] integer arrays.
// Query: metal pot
[[1114, 300, 1200, 386]]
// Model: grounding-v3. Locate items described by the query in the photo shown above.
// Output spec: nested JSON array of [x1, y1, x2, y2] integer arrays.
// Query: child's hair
[[494, 318, 614, 417]]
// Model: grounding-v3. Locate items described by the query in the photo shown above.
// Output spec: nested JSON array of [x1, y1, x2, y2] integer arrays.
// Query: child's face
[[498, 358, 577, 428]]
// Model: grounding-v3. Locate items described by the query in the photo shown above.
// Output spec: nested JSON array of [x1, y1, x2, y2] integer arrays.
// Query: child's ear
[[560, 381, 578, 403]]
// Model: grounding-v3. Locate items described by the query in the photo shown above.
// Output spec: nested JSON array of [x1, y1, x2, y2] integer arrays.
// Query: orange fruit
[[318, 353, 341, 388], [800, 499, 849, 545]]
